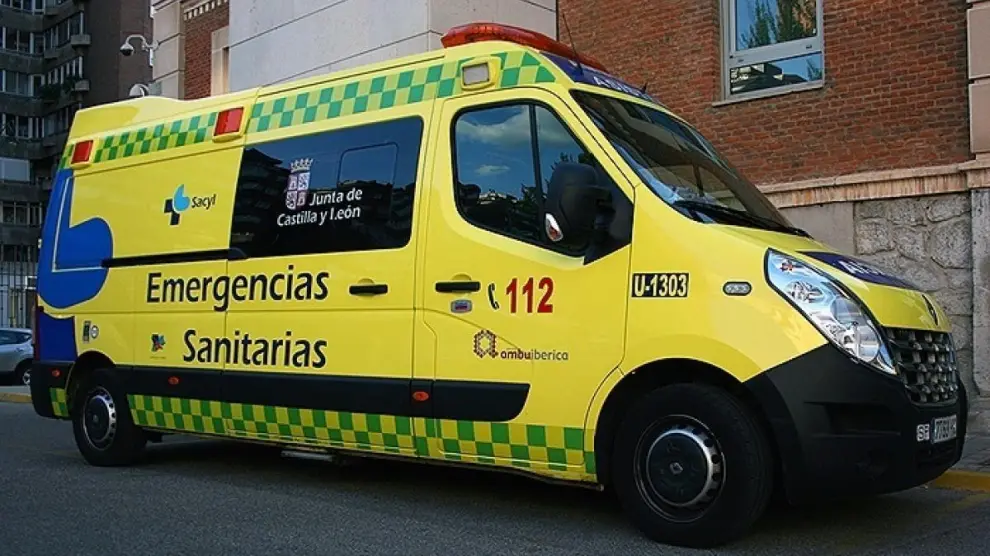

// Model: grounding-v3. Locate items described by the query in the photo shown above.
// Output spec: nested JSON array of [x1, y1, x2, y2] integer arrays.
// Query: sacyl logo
[[164, 184, 216, 225]]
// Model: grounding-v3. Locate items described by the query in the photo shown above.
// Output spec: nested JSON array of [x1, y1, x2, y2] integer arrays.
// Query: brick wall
[[557, 0, 971, 185], [183, 1, 228, 100]]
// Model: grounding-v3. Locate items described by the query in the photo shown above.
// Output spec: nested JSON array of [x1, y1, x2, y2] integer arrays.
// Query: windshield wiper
[[672, 199, 811, 238]]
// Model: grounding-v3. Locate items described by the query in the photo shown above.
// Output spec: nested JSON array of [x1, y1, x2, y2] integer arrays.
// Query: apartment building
[[0, 0, 151, 327]]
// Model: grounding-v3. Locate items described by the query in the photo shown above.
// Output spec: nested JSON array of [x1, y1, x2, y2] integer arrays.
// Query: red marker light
[[412, 391, 430, 402], [168, 376, 180, 386], [71, 140, 94, 164], [214, 107, 244, 136], [441, 22, 607, 72], [51, 369, 61, 378]]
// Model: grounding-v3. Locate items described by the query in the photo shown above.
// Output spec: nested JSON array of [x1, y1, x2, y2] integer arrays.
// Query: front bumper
[[746, 344, 966, 505]]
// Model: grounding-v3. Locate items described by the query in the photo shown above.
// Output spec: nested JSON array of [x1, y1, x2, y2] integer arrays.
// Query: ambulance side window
[[229, 116, 423, 258], [452, 102, 604, 250]]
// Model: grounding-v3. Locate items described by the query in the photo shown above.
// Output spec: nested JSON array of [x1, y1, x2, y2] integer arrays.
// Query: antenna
[[559, 11, 585, 76]]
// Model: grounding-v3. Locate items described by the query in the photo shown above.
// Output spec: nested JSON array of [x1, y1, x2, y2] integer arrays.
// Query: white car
[[0, 328, 33, 386]]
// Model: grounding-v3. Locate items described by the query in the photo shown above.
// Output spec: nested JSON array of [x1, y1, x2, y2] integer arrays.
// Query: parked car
[[0, 328, 33, 386]]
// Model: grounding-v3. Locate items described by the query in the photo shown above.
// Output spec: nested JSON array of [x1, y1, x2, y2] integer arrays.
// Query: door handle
[[349, 284, 388, 296], [435, 281, 481, 293]]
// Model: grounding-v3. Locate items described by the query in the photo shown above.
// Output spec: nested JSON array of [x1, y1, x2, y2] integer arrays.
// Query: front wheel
[[71, 369, 147, 466], [611, 383, 773, 548]]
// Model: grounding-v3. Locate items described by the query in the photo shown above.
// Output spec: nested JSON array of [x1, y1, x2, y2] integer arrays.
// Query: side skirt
[[134, 423, 603, 489]]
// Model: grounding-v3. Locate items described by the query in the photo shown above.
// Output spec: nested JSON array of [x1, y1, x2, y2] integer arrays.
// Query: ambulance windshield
[[572, 91, 808, 237]]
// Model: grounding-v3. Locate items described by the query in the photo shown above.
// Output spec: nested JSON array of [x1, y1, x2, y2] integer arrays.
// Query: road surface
[[1, 401, 989, 555]]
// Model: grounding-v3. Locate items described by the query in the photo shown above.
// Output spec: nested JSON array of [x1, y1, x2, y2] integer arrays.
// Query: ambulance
[[29, 22, 966, 547]]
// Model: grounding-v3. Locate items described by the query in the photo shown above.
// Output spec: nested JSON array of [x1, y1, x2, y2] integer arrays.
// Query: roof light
[[215, 107, 244, 136], [461, 61, 493, 88], [70, 140, 94, 165], [441, 22, 607, 72]]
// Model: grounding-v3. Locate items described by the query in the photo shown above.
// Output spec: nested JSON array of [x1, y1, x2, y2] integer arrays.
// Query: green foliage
[[740, 0, 817, 49]]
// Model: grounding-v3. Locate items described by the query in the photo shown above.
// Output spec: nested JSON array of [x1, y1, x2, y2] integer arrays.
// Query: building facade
[[0, 0, 151, 328], [558, 0, 990, 400], [151, 0, 556, 97], [150, 0, 230, 99]]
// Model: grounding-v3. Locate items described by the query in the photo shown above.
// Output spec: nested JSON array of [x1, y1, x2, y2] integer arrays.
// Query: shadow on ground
[[121, 436, 970, 555]]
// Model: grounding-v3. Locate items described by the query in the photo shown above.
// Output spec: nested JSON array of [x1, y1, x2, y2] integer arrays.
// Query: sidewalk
[[926, 397, 990, 491], [0, 385, 30, 403]]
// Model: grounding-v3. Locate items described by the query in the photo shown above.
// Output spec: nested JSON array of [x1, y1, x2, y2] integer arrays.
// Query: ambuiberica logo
[[472, 329, 569, 362], [164, 184, 217, 225]]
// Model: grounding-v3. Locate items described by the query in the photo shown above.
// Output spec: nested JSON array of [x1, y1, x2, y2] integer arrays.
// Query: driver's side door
[[416, 88, 633, 477]]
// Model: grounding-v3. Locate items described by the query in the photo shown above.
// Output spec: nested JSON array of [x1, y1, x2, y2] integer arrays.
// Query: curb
[[931, 470, 990, 492], [0, 392, 31, 404]]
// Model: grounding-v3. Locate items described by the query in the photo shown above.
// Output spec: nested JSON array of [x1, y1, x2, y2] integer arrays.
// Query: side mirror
[[544, 162, 612, 249], [457, 183, 481, 206]]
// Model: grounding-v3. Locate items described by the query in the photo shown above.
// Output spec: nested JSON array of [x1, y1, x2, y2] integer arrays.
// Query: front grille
[[884, 328, 959, 405]]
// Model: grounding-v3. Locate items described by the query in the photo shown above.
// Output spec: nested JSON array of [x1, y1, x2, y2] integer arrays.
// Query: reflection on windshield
[[572, 91, 804, 236]]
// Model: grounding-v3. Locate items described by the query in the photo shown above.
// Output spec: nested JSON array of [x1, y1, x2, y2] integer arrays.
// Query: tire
[[14, 361, 31, 386], [71, 368, 147, 466], [611, 383, 773, 549]]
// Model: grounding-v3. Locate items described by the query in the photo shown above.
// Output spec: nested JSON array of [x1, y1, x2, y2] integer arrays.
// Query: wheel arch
[[65, 350, 116, 414], [590, 358, 781, 489]]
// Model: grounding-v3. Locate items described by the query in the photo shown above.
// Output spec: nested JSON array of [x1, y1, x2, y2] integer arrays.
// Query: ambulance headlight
[[766, 250, 896, 375]]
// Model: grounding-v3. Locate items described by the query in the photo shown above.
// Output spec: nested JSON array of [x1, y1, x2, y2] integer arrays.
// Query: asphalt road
[[3, 401, 990, 556]]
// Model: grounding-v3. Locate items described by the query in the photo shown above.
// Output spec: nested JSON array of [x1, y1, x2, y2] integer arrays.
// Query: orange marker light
[[412, 390, 430, 402], [214, 107, 244, 136], [71, 140, 94, 164], [441, 22, 607, 72]]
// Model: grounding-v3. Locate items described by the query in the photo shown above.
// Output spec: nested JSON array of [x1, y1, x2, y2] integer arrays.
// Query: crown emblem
[[290, 158, 313, 174]]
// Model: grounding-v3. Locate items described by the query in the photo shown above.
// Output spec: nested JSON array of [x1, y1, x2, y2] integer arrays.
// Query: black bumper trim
[[745, 344, 966, 505], [30, 360, 72, 419]]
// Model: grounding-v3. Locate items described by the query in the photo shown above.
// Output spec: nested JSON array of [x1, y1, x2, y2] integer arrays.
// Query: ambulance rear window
[[229, 117, 423, 257]]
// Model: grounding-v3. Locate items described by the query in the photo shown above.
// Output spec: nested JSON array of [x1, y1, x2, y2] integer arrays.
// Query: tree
[[740, 0, 817, 49]]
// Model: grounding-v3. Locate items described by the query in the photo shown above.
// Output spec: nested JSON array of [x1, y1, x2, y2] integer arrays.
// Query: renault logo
[[923, 295, 939, 325]]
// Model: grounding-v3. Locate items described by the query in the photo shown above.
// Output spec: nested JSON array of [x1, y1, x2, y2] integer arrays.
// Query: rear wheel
[[71, 369, 147, 466], [611, 383, 773, 548], [14, 361, 30, 386]]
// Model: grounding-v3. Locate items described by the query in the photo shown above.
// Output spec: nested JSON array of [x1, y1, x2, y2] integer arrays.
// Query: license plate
[[931, 415, 958, 444]]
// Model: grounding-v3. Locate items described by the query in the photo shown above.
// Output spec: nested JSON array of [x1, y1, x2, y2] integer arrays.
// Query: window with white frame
[[1, 70, 33, 96], [1, 114, 41, 139], [43, 12, 84, 50], [1, 27, 35, 54], [0, 157, 30, 182], [43, 104, 77, 136], [721, 0, 824, 99], [0, 0, 40, 12]]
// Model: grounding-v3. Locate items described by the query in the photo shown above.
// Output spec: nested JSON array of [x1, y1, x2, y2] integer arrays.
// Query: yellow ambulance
[[30, 22, 966, 548]]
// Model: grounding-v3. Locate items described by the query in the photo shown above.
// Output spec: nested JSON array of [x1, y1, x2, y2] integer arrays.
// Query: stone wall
[[851, 193, 975, 396]]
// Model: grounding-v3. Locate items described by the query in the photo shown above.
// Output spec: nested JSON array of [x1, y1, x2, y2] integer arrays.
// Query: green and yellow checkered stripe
[[59, 143, 72, 169], [50, 388, 68, 418], [246, 50, 555, 135], [92, 112, 220, 163], [429, 418, 588, 473], [65, 49, 557, 169], [129, 394, 595, 481]]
